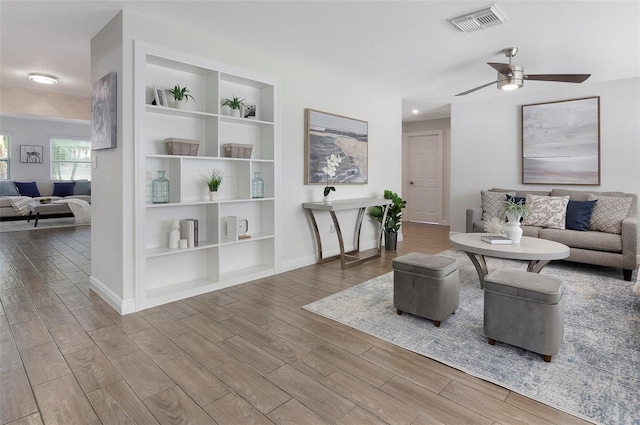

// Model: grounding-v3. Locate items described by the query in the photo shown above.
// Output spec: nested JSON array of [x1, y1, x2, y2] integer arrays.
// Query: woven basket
[[222, 143, 253, 158], [166, 138, 199, 156]]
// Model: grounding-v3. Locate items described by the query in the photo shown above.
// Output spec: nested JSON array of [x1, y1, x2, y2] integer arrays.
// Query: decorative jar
[[152, 170, 170, 204], [252, 172, 264, 198]]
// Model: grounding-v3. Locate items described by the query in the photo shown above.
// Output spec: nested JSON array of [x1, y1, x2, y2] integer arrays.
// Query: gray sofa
[[466, 188, 637, 281], [0, 180, 91, 219]]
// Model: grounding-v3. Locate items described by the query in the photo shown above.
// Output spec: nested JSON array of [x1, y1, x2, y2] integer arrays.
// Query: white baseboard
[[89, 276, 136, 315]]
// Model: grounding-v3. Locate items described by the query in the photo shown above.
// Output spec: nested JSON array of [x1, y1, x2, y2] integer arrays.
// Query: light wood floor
[[0, 222, 592, 425]]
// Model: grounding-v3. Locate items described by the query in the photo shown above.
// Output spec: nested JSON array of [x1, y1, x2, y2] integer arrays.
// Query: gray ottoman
[[484, 269, 564, 362], [392, 253, 459, 327]]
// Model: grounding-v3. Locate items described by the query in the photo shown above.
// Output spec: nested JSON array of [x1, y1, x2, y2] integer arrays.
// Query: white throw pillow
[[522, 195, 569, 229], [587, 194, 632, 234], [481, 190, 515, 221]]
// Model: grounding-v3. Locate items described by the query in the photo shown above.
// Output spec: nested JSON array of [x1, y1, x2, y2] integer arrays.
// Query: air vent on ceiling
[[450, 4, 507, 33]]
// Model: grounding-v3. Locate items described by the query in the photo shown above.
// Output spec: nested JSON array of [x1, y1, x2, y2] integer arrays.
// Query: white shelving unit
[[134, 42, 278, 310]]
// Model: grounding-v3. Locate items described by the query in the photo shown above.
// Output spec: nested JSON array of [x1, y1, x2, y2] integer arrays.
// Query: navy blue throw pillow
[[506, 194, 526, 205], [15, 181, 41, 197], [566, 200, 598, 231], [53, 181, 76, 197]]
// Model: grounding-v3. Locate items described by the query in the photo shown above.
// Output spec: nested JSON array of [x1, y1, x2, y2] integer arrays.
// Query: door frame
[[402, 130, 450, 226]]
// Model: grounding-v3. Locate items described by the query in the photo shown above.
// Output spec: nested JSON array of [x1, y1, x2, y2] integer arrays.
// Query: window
[[50, 137, 91, 181], [0, 134, 9, 179]]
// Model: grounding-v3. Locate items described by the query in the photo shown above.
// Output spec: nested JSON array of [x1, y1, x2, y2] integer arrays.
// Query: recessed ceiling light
[[412, 109, 419, 114], [28, 73, 58, 85]]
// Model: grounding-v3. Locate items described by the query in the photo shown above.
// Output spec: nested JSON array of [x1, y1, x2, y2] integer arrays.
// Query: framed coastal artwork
[[91, 72, 117, 150], [304, 109, 368, 185], [522, 96, 600, 185], [20, 145, 43, 163]]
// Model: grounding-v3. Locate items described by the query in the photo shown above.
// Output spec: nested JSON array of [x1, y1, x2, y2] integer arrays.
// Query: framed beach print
[[91, 72, 117, 150], [304, 109, 368, 185], [20, 145, 43, 163], [522, 96, 600, 185]]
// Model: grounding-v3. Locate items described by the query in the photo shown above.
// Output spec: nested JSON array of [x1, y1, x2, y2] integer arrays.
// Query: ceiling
[[1, 1, 638, 122]]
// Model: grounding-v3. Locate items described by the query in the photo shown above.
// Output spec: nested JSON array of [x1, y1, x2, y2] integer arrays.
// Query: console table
[[303, 198, 391, 270]]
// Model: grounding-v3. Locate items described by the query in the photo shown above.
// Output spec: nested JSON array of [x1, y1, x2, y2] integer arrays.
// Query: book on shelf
[[180, 219, 199, 248], [481, 235, 512, 245]]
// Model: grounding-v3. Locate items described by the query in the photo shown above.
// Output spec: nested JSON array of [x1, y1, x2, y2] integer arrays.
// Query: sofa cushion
[[565, 200, 598, 231], [73, 180, 91, 196], [53, 181, 76, 197], [15, 181, 41, 197], [522, 195, 570, 229], [0, 180, 18, 196], [550, 189, 626, 201], [539, 228, 622, 253], [481, 190, 515, 221], [587, 194, 632, 234]]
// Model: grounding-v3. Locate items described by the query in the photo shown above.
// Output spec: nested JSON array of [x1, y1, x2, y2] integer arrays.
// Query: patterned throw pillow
[[481, 190, 515, 221], [522, 195, 570, 229], [587, 194, 632, 234]]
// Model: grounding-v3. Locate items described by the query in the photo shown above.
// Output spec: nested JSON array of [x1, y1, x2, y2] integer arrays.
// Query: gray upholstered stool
[[392, 253, 459, 327], [484, 269, 564, 362]]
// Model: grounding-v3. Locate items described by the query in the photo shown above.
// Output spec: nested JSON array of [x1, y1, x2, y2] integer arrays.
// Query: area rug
[[303, 249, 640, 425], [0, 217, 90, 232]]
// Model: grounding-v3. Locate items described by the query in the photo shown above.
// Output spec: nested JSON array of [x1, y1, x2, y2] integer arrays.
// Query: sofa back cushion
[[587, 194, 632, 234], [481, 190, 515, 221], [73, 180, 91, 195], [15, 181, 41, 197], [0, 180, 18, 196], [522, 194, 570, 229], [52, 181, 76, 197]]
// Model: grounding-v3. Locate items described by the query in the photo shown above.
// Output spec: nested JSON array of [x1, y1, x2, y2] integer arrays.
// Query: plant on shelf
[[220, 95, 246, 114], [204, 169, 223, 200], [369, 190, 406, 250], [168, 84, 195, 102], [500, 197, 531, 223]]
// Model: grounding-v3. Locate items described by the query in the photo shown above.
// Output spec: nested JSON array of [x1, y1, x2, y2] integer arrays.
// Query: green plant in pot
[[168, 84, 194, 109], [220, 95, 246, 117], [500, 197, 531, 224], [369, 190, 406, 250], [204, 169, 223, 201]]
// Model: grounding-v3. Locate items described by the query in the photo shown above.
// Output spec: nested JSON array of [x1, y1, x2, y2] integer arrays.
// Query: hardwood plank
[[261, 318, 327, 351], [129, 328, 185, 365], [504, 392, 594, 425], [143, 311, 192, 339], [87, 380, 159, 425], [0, 287, 31, 304], [267, 398, 331, 425], [181, 313, 235, 343], [143, 386, 217, 425], [159, 300, 199, 319], [262, 337, 338, 381], [20, 341, 72, 385], [223, 301, 278, 326], [65, 346, 123, 393], [72, 306, 116, 331], [311, 343, 394, 388], [33, 374, 98, 425], [37, 302, 79, 329], [28, 289, 61, 308], [303, 320, 373, 355], [101, 311, 153, 335], [88, 325, 140, 360], [6, 412, 44, 425], [203, 393, 273, 425], [58, 289, 93, 311], [320, 369, 420, 425], [0, 369, 38, 424], [0, 334, 23, 373], [159, 356, 230, 407], [171, 332, 233, 373], [266, 364, 355, 422], [217, 334, 285, 375], [220, 315, 281, 347], [335, 407, 389, 425], [49, 322, 96, 354], [181, 297, 234, 322], [3, 301, 39, 325], [111, 350, 175, 400], [213, 360, 291, 414], [11, 318, 53, 350]]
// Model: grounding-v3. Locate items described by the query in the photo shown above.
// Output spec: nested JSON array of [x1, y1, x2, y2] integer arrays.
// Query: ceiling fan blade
[[455, 81, 497, 96], [487, 62, 514, 75], [525, 74, 591, 83]]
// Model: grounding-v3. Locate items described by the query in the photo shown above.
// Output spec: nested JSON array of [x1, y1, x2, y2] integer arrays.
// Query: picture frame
[[243, 103, 257, 119], [522, 96, 600, 185], [91, 71, 117, 150], [20, 145, 43, 163], [304, 109, 368, 185], [154, 85, 168, 107]]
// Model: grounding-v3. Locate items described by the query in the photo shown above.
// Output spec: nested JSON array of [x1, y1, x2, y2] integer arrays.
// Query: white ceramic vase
[[323, 194, 332, 204], [174, 99, 187, 110], [505, 214, 523, 243], [209, 191, 218, 201], [230, 108, 241, 118]]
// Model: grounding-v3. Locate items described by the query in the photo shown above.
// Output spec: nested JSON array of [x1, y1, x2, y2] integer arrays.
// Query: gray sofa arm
[[621, 215, 638, 271], [466, 207, 483, 233]]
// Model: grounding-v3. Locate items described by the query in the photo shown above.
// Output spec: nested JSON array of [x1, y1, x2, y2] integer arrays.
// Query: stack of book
[[180, 218, 199, 247], [481, 235, 512, 245]]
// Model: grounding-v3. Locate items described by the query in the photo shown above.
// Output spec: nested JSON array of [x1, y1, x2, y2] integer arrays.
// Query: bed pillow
[[52, 181, 76, 197], [587, 194, 632, 234], [14, 181, 41, 197], [0, 180, 18, 196], [481, 190, 515, 221], [565, 200, 597, 231], [522, 194, 570, 229], [73, 180, 91, 196]]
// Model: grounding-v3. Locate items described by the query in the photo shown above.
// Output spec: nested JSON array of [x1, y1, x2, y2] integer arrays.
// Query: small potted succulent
[[168, 84, 194, 109], [204, 169, 223, 201], [220, 95, 245, 118]]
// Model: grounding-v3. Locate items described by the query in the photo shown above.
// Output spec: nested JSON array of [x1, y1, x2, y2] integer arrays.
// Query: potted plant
[[168, 84, 195, 110], [322, 153, 343, 203], [369, 190, 406, 250], [500, 197, 531, 244], [204, 169, 223, 201], [220, 95, 245, 118]]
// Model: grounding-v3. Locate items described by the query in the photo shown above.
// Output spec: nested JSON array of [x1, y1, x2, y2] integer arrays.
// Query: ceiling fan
[[455, 47, 591, 96]]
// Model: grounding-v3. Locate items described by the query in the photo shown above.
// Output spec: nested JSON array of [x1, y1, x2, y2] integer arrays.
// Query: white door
[[406, 132, 442, 224]]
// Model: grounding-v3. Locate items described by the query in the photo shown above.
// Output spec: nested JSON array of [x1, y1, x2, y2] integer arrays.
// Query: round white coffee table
[[449, 233, 570, 288]]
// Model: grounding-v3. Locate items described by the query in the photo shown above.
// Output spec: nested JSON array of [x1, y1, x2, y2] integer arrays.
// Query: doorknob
[[409, 181, 414, 185]]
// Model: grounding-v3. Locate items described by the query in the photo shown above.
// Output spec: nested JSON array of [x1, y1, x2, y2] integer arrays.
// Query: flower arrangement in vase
[[322, 154, 343, 203], [204, 169, 223, 201]]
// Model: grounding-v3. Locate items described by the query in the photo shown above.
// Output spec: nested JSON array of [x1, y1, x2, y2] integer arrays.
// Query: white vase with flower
[[322, 154, 343, 204]]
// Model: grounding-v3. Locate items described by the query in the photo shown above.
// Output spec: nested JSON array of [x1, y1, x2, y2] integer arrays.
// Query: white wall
[[450, 77, 640, 236], [0, 114, 90, 180], [91, 10, 403, 307], [0, 86, 90, 121]]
